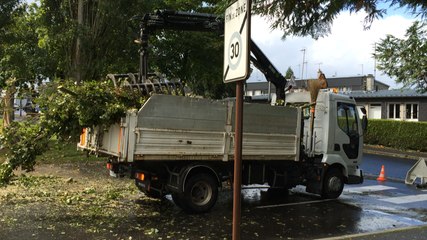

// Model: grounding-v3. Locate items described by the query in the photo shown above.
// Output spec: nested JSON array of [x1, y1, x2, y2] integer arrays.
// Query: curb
[[316, 224, 427, 240], [363, 145, 427, 161]]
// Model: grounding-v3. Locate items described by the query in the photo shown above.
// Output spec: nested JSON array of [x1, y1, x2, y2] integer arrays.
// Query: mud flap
[[306, 181, 322, 195], [306, 166, 327, 195]]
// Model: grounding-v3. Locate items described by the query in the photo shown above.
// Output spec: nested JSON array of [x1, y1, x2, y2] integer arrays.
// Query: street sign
[[223, 0, 250, 83]]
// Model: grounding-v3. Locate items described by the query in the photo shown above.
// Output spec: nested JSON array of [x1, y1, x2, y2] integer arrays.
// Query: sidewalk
[[364, 144, 427, 160], [321, 224, 427, 240]]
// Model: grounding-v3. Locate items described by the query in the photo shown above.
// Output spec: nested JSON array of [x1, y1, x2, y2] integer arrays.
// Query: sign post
[[223, 1, 250, 240]]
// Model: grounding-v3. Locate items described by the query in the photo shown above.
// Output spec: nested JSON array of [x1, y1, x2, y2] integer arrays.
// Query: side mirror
[[360, 107, 368, 132], [362, 115, 368, 132]]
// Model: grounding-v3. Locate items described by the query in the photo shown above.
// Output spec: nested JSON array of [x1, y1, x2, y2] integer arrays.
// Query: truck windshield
[[337, 102, 358, 136]]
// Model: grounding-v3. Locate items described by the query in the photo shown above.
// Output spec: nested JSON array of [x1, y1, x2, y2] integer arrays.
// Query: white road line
[[256, 199, 335, 209], [380, 194, 427, 204], [345, 185, 397, 193]]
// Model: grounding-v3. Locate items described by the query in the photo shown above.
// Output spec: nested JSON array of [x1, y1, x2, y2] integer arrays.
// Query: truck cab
[[287, 90, 365, 197]]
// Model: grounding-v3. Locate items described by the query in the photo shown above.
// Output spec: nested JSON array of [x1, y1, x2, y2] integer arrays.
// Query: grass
[[36, 140, 104, 164], [0, 139, 104, 165]]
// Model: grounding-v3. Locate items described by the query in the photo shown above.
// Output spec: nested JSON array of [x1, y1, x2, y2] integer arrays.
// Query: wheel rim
[[190, 181, 212, 206], [327, 176, 342, 192]]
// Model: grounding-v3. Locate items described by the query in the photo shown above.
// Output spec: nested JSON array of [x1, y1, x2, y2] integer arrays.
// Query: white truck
[[78, 90, 367, 213]]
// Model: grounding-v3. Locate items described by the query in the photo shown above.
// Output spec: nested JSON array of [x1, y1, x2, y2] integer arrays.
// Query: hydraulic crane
[[109, 10, 288, 102]]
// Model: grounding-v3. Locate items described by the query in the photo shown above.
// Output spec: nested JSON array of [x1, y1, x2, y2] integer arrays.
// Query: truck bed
[[78, 95, 301, 162]]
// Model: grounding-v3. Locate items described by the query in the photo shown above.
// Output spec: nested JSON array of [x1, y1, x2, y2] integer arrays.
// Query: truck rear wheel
[[181, 173, 218, 213], [321, 168, 344, 199]]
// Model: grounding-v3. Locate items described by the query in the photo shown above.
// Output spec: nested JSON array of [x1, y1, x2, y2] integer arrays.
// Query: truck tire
[[181, 173, 218, 213], [321, 168, 344, 199]]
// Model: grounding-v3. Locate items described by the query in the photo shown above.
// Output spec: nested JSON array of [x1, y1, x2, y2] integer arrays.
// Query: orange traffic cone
[[377, 165, 386, 181]]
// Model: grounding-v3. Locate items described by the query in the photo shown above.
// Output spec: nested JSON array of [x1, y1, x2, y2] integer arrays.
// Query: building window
[[388, 103, 419, 121], [405, 103, 418, 120], [388, 103, 400, 119]]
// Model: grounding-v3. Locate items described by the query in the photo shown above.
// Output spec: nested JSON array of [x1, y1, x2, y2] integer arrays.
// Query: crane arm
[[139, 10, 288, 102]]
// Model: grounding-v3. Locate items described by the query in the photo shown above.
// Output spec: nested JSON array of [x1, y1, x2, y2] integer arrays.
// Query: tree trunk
[[2, 84, 16, 128], [74, 0, 84, 83]]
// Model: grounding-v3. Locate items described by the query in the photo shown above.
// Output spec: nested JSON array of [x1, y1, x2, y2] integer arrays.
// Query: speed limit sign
[[223, 0, 250, 83]]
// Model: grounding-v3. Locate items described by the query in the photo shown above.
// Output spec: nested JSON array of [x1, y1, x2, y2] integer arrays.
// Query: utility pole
[[301, 48, 306, 80], [317, 62, 322, 71], [373, 42, 377, 78]]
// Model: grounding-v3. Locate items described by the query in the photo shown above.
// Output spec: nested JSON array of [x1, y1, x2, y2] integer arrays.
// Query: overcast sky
[[250, 10, 417, 89]]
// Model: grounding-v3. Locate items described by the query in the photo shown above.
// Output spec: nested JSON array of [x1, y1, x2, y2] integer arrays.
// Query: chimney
[[366, 74, 375, 91]]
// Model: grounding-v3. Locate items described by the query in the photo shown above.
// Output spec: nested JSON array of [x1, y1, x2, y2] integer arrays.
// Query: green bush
[[364, 119, 427, 152], [0, 80, 147, 186], [0, 119, 49, 185]]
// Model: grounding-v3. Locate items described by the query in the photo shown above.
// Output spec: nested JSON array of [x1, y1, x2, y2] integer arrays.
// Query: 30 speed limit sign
[[223, 0, 250, 83]]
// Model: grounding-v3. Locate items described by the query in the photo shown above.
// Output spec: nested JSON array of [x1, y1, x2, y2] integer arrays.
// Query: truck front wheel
[[181, 173, 218, 213], [321, 168, 344, 199]]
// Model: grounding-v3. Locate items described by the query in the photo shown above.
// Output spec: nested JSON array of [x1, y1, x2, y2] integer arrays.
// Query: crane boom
[[138, 10, 287, 102]]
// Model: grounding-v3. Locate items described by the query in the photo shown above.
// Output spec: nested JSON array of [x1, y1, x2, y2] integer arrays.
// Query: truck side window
[[337, 102, 358, 136]]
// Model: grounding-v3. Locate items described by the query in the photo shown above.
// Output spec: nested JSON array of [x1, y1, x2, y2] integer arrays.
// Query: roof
[[294, 76, 389, 89], [246, 75, 390, 90], [344, 89, 427, 99]]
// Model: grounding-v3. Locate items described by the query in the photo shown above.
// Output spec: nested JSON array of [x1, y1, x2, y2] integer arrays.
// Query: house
[[245, 74, 427, 122], [245, 74, 389, 98], [345, 90, 427, 122]]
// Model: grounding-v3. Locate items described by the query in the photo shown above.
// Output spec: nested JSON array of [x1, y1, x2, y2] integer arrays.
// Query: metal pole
[[232, 80, 244, 240], [301, 48, 306, 80]]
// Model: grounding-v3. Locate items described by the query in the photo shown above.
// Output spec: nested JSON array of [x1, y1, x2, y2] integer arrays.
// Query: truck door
[[335, 102, 360, 159]]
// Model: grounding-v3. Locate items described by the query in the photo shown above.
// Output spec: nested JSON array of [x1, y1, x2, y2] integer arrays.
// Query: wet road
[[201, 153, 427, 239], [163, 178, 427, 239], [362, 153, 417, 180], [2, 154, 425, 239]]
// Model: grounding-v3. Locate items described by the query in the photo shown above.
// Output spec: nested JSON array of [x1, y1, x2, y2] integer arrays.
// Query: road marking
[[345, 185, 396, 193], [256, 199, 335, 209], [380, 194, 427, 204]]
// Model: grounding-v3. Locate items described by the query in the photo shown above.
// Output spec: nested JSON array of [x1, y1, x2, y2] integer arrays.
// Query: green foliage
[[0, 3, 47, 88], [151, 31, 233, 99], [0, 80, 146, 185], [285, 67, 295, 79], [36, 80, 146, 140], [364, 119, 427, 152], [0, 0, 20, 31], [0, 164, 13, 186], [0, 119, 49, 185], [375, 21, 427, 92]]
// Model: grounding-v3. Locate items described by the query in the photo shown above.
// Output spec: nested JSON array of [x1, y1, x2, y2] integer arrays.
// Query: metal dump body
[[78, 95, 301, 162]]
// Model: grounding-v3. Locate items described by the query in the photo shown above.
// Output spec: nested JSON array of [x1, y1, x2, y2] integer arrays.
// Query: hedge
[[363, 119, 427, 152]]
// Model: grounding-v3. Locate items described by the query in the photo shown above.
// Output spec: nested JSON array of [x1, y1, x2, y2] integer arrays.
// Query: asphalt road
[[362, 153, 417, 180]]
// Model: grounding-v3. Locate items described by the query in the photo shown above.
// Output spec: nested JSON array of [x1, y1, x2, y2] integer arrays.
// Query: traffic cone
[[377, 165, 386, 181]]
